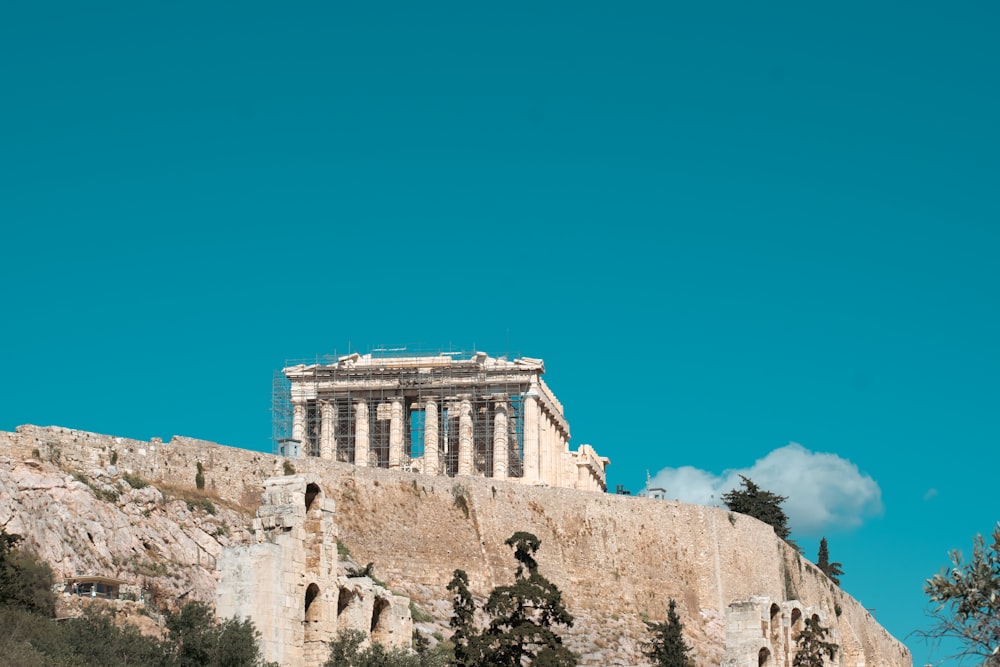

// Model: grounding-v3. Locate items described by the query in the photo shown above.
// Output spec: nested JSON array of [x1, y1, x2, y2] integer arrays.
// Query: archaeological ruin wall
[[723, 596, 837, 667], [216, 474, 411, 667]]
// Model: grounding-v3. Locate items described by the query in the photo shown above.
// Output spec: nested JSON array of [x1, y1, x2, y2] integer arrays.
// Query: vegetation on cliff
[[722, 475, 797, 550], [0, 528, 275, 667], [816, 537, 844, 586]]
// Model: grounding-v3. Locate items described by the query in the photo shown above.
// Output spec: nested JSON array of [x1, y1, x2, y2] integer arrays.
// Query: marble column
[[292, 401, 306, 446], [353, 400, 369, 467], [423, 398, 439, 476], [492, 399, 508, 480], [458, 397, 473, 476], [319, 400, 335, 460], [388, 398, 403, 469], [523, 390, 539, 482], [539, 413, 551, 485]]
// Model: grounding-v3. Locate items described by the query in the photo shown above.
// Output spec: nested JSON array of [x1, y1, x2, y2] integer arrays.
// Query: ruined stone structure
[[723, 596, 836, 667], [216, 474, 411, 667], [282, 352, 609, 492]]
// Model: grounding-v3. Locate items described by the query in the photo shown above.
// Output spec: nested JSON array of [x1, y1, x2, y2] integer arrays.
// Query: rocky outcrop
[[0, 455, 251, 607]]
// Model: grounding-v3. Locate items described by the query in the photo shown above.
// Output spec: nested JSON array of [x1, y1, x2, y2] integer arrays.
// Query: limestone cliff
[[0, 455, 251, 607], [0, 425, 911, 667]]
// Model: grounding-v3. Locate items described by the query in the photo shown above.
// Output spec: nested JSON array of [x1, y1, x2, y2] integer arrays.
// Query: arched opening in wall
[[304, 583, 321, 623], [790, 608, 803, 638], [371, 597, 391, 644], [337, 588, 354, 618], [758, 647, 771, 667], [769, 603, 780, 640], [305, 483, 321, 512]]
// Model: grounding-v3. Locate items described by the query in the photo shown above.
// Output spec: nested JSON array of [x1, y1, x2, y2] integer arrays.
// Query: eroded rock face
[[0, 455, 252, 608]]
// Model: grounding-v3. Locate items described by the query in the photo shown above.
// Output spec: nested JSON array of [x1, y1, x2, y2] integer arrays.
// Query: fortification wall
[[0, 425, 911, 667]]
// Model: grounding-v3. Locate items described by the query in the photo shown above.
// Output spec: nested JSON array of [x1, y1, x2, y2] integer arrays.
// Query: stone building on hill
[[279, 351, 609, 492]]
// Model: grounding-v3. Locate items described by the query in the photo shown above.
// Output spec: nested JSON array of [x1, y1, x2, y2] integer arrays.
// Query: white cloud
[[923, 488, 938, 501], [644, 443, 883, 536]]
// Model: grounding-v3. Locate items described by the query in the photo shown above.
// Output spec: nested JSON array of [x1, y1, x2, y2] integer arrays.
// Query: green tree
[[476, 532, 578, 667], [721, 476, 791, 541], [792, 616, 838, 667], [816, 537, 844, 586], [56, 608, 172, 666], [643, 598, 695, 667], [447, 569, 480, 667], [922, 524, 1000, 665], [167, 600, 276, 667], [0, 529, 55, 616], [324, 628, 426, 667]]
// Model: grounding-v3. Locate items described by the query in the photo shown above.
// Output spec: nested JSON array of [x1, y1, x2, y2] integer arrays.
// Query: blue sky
[[2, 2, 997, 664]]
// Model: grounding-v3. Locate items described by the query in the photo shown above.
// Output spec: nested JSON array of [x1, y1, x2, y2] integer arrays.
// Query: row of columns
[[292, 395, 531, 480]]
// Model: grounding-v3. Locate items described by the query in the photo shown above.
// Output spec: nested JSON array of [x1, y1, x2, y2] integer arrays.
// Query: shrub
[[282, 460, 296, 475], [409, 599, 434, 623], [187, 498, 216, 515], [195, 462, 205, 490], [337, 540, 351, 559], [451, 484, 470, 519], [122, 473, 148, 489]]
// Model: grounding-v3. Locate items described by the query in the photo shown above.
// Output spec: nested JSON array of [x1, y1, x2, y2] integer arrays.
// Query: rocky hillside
[[0, 426, 912, 667], [0, 455, 251, 608]]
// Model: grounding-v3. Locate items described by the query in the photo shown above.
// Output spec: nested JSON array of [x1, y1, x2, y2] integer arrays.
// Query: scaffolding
[[271, 370, 292, 454], [271, 346, 531, 478]]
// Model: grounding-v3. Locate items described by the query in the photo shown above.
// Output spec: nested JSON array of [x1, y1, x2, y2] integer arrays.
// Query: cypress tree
[[643, 598, 695, 667], [816, 537, 844, 586], [447, 569, 479, 667]]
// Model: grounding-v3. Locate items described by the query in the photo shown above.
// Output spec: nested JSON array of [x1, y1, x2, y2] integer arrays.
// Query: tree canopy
[[447, 532, 578, 667], [921, 523, 1000, 665], [793, 616, 838, 667], [643, 598, 695, 667], [324, 628, 450, 667], [0, 529, 56, 616], [721, 475, 791, 541]]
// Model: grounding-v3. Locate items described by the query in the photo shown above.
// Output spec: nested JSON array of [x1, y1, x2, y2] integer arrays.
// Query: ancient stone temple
[[280, 351, 609, 492], [216, 474, 412, 666]]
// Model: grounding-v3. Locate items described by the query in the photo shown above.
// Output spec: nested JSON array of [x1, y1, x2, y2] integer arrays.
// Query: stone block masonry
[[216, 474, 411, 667]]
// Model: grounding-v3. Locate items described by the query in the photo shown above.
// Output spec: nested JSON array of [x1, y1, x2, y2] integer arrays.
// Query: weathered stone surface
[[0, 426, 911, 667], [217, 473, 412, 667], [0, 453, 251, 608]]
